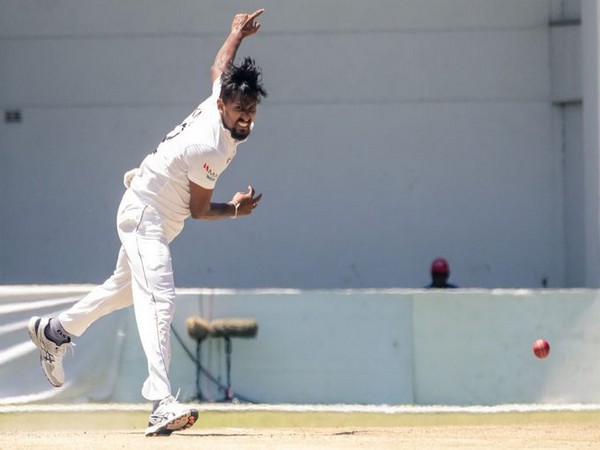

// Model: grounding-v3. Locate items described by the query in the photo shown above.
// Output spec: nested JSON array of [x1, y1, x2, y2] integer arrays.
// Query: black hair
[[220, 57, 267, 103]]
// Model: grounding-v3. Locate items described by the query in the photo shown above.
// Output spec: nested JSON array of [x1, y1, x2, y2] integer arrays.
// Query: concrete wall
[[3, 286, 600, 405], [0, 1, 589, 289], [170, 288, 600, 405]]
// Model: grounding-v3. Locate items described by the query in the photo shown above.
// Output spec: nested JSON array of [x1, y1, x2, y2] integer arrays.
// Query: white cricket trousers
[[58, 189, 179, 401]]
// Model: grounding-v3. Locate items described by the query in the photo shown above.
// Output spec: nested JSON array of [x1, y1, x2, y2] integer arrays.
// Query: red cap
[[431, 257, 450, 274]]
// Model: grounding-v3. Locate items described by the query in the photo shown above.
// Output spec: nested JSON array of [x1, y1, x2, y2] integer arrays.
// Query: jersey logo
[[203, 163, 218, 181]]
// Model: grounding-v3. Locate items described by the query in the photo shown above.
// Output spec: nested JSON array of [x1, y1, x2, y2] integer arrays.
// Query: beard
[[223, 117, 253, 141], [228, 126, 251, 141]]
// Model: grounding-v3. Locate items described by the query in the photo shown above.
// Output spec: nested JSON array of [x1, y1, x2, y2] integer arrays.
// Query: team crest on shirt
[[203, 163, 218, 181]]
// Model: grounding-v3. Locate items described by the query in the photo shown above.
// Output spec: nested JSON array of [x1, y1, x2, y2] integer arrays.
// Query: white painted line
[[1, 403, 600, 414], [0, 297, 80, 314]]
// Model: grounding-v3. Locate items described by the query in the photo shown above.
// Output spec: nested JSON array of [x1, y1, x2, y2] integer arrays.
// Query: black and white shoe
[[28, 316, 74, 387]]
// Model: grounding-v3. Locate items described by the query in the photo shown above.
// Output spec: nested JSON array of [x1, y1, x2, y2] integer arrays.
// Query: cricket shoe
[[145, 394, 199, 437], [28, 316, 74, 387]]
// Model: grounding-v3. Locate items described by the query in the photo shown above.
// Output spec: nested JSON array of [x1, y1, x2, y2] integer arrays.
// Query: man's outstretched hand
[[231, 9, 264, 38]]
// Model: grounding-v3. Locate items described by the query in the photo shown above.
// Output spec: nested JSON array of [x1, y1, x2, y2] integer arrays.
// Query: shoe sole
[[145, 410, 198, 437], [28, 316, 63, 388]]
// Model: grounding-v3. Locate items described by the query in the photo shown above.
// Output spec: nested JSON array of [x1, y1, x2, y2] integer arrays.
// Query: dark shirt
[[425, 282, 458, 289]]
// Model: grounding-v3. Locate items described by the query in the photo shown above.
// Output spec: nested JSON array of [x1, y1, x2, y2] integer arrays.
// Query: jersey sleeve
[[186, 144, 227, 190]]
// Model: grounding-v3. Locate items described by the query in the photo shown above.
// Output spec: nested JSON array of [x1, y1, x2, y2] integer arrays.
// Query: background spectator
[[426, 257, 458, 288]]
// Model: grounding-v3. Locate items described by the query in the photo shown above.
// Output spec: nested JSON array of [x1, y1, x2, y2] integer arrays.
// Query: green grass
[[2, 410, 600, 431]]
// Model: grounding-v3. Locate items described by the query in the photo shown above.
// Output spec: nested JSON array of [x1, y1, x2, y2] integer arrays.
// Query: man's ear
[[217, 98, 224, 113]]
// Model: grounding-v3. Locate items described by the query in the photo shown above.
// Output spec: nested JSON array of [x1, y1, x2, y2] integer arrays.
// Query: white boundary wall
[[1, 0, 592, 289], [1, 285, 600, 406]]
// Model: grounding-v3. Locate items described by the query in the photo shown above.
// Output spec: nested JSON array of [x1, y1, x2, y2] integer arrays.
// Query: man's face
[[431, 273, 449, 288], [218, 94, 258, 141]]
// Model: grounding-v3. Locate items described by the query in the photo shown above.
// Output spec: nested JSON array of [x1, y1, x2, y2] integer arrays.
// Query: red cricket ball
[[533, 339, 550, 359]]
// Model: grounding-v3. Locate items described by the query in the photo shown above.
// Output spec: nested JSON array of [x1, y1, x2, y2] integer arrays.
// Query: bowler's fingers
[[239, 186, 261, 212], [245, 9, 264, 33], [248, 9, 265, 22]]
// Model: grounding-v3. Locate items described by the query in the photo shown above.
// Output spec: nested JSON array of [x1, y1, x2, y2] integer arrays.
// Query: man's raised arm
[[211, 9, 264, 83]]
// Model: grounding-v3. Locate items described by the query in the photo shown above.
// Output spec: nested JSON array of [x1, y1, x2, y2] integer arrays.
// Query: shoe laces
[[161, 389, 181, 406], [153, 390, 184, 416], [45, 341, 76, 363]]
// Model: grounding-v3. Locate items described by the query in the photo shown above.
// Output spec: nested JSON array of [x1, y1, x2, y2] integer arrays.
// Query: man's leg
[[117, 203, 197, 436], [58, 246, 133, 336], [28, 246, 133, 387], [119, 204, 175, 401]]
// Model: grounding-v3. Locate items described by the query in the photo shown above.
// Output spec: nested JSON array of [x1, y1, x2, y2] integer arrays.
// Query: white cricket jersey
[[129, 78, 242, 238]]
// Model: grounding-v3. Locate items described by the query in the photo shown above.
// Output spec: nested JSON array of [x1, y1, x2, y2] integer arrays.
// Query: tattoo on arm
[[213, 48, 230, 73], [197, 202, 234, 220], [212, 34, 242, 79]]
